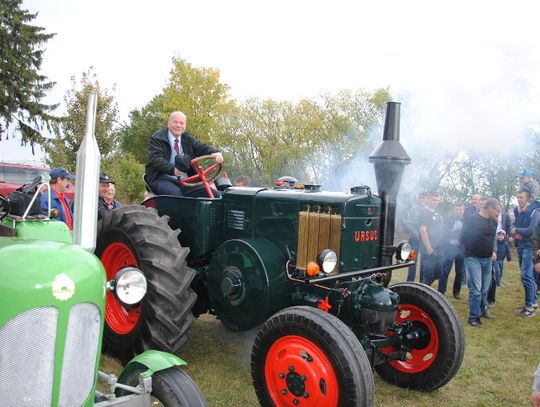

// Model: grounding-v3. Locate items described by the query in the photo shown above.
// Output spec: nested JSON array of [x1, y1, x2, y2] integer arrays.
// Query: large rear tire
[[118, 366, 208, 406], [96, 205, 197, 360], [375, 282, 465, 391], [251, 306, 374, 407]]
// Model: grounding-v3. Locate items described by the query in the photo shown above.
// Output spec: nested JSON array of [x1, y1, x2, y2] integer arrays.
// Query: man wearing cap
[[518, 170, 540, 202], [40, 167, 75, 230], [98, 172, 122, 212], [144, 111, 223, 197]]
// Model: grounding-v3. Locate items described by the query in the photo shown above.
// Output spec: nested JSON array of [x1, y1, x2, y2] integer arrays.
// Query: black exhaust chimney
[[369, 102, 411, 268]]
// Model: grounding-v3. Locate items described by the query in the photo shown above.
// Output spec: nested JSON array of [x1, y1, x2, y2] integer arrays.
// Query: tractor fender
[[118, 350, 187, 382], [207, 238, 293, 330]]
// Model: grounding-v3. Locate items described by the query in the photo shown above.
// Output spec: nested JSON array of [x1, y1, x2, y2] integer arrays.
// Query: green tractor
[[0, 95, 207, 406], [97, 102, 464, 406]]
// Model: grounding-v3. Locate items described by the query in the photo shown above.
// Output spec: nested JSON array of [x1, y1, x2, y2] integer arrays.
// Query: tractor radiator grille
[[59, 303, 101, 406], [227, 209, 246, 230], [0, 307, 58, 406], [296, 208, 341, 270]]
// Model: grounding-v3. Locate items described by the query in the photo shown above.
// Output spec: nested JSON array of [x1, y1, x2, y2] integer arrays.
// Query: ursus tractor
[[97, 102, 464, 406]]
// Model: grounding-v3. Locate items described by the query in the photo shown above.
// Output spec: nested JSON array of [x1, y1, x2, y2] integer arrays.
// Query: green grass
[[101, 254, 540, 406]]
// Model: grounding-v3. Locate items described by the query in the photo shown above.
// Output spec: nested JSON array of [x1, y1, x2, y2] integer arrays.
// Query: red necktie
[[174, 139, 180, 155]]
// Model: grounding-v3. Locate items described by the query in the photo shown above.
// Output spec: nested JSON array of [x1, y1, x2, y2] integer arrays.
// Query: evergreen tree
[[0, 0, 57, 153]]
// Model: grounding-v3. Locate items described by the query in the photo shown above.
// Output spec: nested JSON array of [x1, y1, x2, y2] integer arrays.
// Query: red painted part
[[180, 160, 221, 198], [142, 197, 156, 208], [317, 298, 332, 312], [101, 242, 142, 334], [264, 335, 339, 407], [380, 303, 439, 373], [193, 161, 214, 198]]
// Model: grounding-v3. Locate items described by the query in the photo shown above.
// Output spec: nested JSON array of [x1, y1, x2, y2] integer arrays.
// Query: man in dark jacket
[[145, 111, 223, 197], [418, 190, 445, 286], [439, 202, 465, 299], [403, 191, 427, 282], [511, 188, 540, 317], [98, 172, 121, 212], [464, 193, 482, 218]]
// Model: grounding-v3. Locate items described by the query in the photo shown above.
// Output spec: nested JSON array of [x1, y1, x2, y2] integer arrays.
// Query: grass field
[[102, 254, 540, 406]]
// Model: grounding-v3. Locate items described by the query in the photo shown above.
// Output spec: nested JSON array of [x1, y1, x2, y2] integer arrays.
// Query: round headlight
[[114, 267, 147, 305], [317, 249, 338, 274], [396, 241, 412, 262]]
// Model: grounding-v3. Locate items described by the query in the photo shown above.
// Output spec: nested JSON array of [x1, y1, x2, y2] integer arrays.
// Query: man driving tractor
[[144, 111, 224, 197]]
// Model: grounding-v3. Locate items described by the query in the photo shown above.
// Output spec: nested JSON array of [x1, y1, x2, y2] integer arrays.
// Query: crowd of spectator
[[404, 169, 540, 329]]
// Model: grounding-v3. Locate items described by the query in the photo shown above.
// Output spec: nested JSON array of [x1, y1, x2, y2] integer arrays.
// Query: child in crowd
[[494, 230, 511, 287]]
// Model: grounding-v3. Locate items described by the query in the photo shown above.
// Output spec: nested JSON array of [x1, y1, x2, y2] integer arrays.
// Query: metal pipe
[[304, 261, 414, 284], [369, 102, 411, 267], [73, 93, 101, 251]]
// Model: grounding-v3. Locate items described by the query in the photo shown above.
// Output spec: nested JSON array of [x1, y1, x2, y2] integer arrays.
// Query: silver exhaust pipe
[[73, 93, 101, 251]]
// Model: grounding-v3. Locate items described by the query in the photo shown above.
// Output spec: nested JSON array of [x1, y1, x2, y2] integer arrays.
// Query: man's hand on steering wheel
[[211, 152, 224, 164]]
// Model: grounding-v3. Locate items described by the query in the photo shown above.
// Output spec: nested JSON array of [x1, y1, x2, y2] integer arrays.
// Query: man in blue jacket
[[511, 187, 540, 317], [40, 167, 75, 230]]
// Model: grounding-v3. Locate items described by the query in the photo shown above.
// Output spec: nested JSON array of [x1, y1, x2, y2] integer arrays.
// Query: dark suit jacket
[[144, 128, 219, 188]]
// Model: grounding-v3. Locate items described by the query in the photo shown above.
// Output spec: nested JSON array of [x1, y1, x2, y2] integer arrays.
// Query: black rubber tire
[[95, 205, 197, 360], [251, 306, 374, 407], [375, 282, 465, 391], [0, 194, 9, 220], [119, 366, 208, 406]]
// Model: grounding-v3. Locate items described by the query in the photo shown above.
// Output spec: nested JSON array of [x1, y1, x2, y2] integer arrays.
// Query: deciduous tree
[[44, 69, 120, 170], [120, 57, 233, 163]]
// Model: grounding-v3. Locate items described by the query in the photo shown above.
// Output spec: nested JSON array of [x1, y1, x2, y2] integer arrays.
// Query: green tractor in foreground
[[97, 102, 465, 406], [0, 95, 207, 406]]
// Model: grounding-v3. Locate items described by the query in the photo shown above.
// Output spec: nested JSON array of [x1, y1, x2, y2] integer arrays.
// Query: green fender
[[118, 350, 187, 382]]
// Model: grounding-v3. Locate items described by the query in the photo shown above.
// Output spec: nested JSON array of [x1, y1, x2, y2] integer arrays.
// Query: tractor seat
[[142, 174, 156, 199]]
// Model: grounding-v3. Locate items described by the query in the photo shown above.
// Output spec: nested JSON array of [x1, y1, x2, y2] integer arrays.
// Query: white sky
[[3, 0, 540, 164]]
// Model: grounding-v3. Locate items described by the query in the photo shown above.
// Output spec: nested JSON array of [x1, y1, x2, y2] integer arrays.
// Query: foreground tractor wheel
[[251, 306, 374, 407], [375, 282, 465, 391], [96, 205, 197, 360], [118, 366, 208, 406]]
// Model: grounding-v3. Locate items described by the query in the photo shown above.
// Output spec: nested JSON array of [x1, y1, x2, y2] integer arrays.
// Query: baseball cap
[[50, 167, 75, 180], [518, 170, 533, 178], [99, 172, 115, 184]]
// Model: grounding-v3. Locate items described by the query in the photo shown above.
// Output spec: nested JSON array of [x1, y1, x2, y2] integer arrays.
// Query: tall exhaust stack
[[369, 102, 411, 267], [73, 93, 100, 251]]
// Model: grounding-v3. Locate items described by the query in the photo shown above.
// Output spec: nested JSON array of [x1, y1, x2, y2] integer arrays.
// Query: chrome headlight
[[317, 249, 337, 274], [395, 241, 412, 262], [110, 267, 147, 305]]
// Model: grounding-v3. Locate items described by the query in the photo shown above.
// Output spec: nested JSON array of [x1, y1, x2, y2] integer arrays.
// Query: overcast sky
[[3, 0, 540, 165]]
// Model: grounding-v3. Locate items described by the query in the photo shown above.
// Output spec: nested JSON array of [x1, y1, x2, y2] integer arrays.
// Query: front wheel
[[96, 205, 197, 360], [251, 306, 374, 407], [375, 282, 465, 391], [118, 366, 208, 406]]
